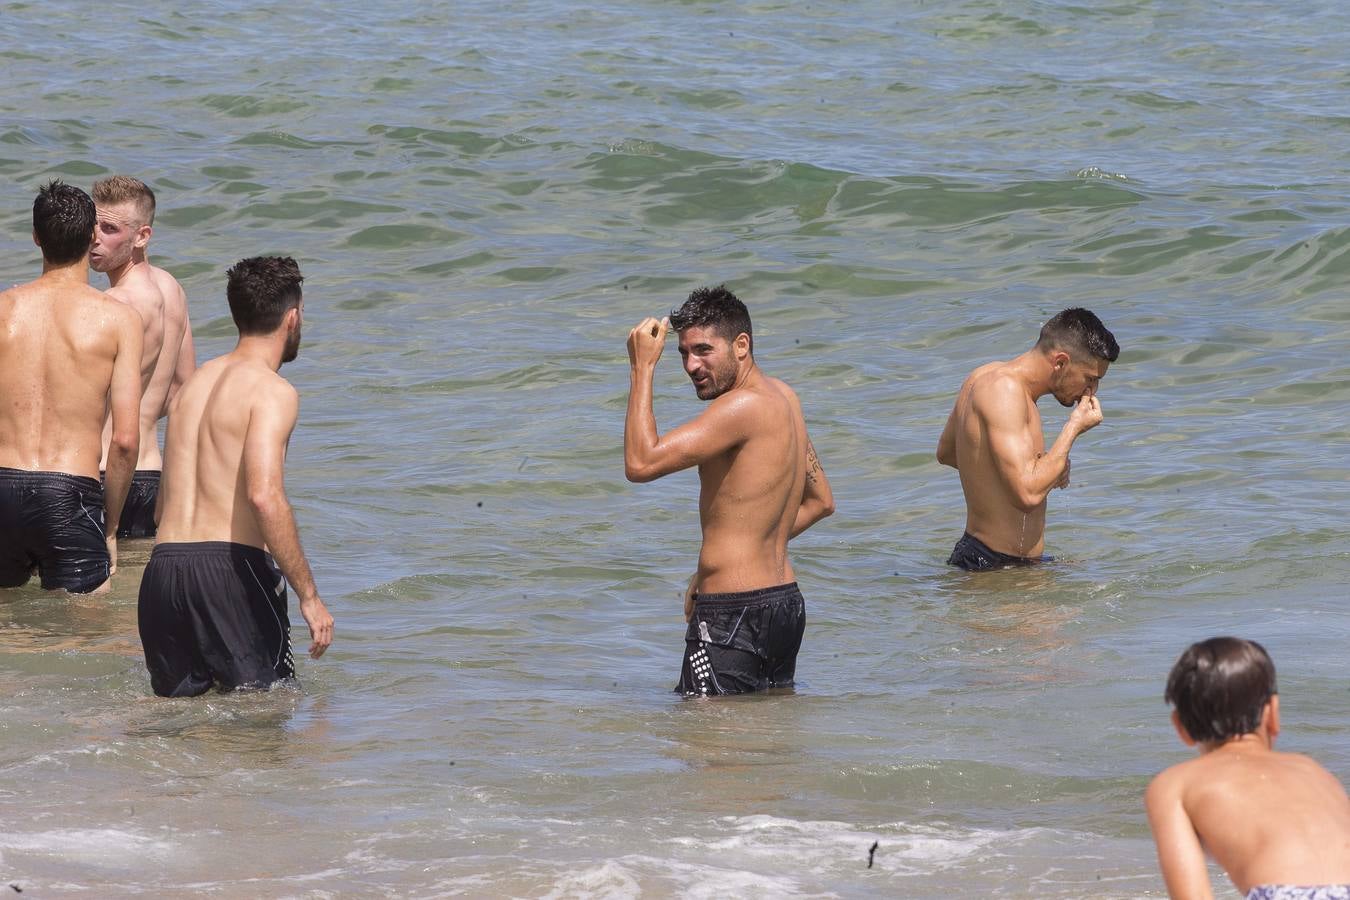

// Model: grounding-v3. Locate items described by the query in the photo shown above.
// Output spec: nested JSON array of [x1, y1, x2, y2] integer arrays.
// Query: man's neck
[[104, 252, 148, 288], [1201, 731, 1274, 755], [730, 357, 761, 393], [231, 333, 287, 372], [1005, 349, 1054, 402], [39, 257, 90, 285]]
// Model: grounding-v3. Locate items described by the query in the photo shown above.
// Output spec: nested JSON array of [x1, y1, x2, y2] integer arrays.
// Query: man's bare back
[[157, 354, 292, 548], [1149, 743, 1350, 896], [937, 309, 1116, 566], [0, 275, 141, 480], [0, 181, 142, 590], [1148, 639, 1350, 898]]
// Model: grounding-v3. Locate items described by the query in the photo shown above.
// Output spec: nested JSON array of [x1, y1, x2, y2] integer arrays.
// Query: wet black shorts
[[0, 466, 109, 593], [676, 582, 806, 697], [101, 470, 160, 539], [138, 541, 295, 698], [946, 531, 1041, 571]]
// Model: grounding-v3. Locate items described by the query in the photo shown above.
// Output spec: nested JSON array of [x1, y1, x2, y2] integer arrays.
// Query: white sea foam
[[0, 827, 177, 869]]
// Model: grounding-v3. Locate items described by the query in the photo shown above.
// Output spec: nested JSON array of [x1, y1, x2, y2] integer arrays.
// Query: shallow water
[[2, 1, 1349, 896]]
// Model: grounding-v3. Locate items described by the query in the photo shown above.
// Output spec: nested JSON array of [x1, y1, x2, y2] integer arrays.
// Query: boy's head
[[1165, 637, 1277, 744]]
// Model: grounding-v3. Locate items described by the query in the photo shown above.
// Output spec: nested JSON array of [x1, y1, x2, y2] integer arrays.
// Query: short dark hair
[[33, 180, 95, 265], [1036, 308, 1119, 363], [669, 285, 753, 354], [1165, 637, 1277, 743], [226, 256, 304, 335]]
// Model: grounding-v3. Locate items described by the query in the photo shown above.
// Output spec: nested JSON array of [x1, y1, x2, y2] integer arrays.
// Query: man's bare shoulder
[[106, 267, 166, 316], [967, 365, 1027, 415], [149, 265, 188, 306]]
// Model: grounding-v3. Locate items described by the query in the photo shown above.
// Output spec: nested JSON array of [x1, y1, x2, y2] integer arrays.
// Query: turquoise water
[[2, 1, 1349, 896]]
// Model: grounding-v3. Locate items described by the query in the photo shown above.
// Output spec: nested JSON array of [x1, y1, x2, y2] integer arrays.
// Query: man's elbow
[[819, 497, 836, 519], [1013, 490, 1046, 513], [247, 485, 289, 520], [109, 429, 138, 459], [936, 447, 956, 468], [625, 462, 658, 484]]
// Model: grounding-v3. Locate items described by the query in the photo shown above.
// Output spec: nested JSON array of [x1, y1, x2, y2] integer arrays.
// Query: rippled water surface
[[2, 1, 1349, 896]]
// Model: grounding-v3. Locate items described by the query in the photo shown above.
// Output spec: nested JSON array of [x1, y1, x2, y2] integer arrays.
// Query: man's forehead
[[677, 324, 726, 347], [95, 202, 140, 224]]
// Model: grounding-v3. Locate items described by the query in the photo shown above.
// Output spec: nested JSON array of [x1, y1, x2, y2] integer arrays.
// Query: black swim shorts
[[946, 531, 1040, 571], [101, 469, 160, 539], [138, 541, 295, 698], [0, 466, 110, 593], [676, 582, 806, 697]]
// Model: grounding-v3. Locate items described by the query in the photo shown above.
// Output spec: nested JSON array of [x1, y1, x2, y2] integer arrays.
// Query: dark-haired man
[[936, 308, 1119, 569], [625, 285, 834, 696], [0, 181, 142, 592], [91, 175, 196, 539], [139, 256, 332, 697], [1146, 637, 1350, 899]]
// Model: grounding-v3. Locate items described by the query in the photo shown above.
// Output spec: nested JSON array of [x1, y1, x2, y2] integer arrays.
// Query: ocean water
[[2, 0, 1349, 896]]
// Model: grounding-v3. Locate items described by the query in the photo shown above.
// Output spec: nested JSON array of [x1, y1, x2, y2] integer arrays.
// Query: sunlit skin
[[0, 223, 142, 584], [91, 200, 169, 474], [1147, 697, 1350, 898], [937, 344, 1106, 558], [624, 317, 834, 619], [157, 295, 331, 657]]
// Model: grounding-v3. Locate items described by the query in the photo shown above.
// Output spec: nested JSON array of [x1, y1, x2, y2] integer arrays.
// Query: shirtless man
[[0, 181, 142, 592], [936, 308, 1118, 569], [625, 286, 834, 696], [90, 176, 195, 539], [138, 256, 332, 697], [1146, 637, 1350, 899]]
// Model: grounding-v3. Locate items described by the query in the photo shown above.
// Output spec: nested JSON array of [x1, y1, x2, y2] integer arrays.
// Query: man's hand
[[627, 317, 669, 369], [106, 534, 118, 576], [299, 596, 334, 658], [1067, 393, 1103, 436]]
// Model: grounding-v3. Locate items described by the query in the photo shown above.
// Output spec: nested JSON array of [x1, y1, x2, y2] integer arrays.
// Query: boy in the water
[[1146, 637, 1350, 900]]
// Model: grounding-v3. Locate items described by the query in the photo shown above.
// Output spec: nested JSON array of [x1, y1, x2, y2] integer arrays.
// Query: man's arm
[[242, 381, 333, 658], [104, 308, 143, 574], [623, 316, 747, 482], [980, 378, 1099, 511], [791, 438, 834, 538], [1145, 772, 1214, 900], [936, 403, 960, 468], [165, 304, 195, 413]]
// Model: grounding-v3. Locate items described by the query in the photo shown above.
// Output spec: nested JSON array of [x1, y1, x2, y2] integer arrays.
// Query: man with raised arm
[[936, 308, 1119, 569], [90, 176, 195, 539], [0, 181, 142, 593], [139, 256, 332, 697], [625, 286, 834, 697]]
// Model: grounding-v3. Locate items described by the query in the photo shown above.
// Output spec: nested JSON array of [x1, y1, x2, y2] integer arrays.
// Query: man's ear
[[1171, 710, 1198, 747], [1050, 349, 1070, 371], [1263, 695, 1280, 742], [133, 223, 153, 250], [734, 332, 750, 360], [283, 306, 300, 331]]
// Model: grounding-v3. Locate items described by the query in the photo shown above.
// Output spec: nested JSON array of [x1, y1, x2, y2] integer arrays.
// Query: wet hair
[[32, 180, 95, 265], [1035, 308, 1119, 363], [226, 256, 304, 335], [1164, 637, 1277, 743], [669, 285, 753, 354], [92, 175, 156, 226]]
